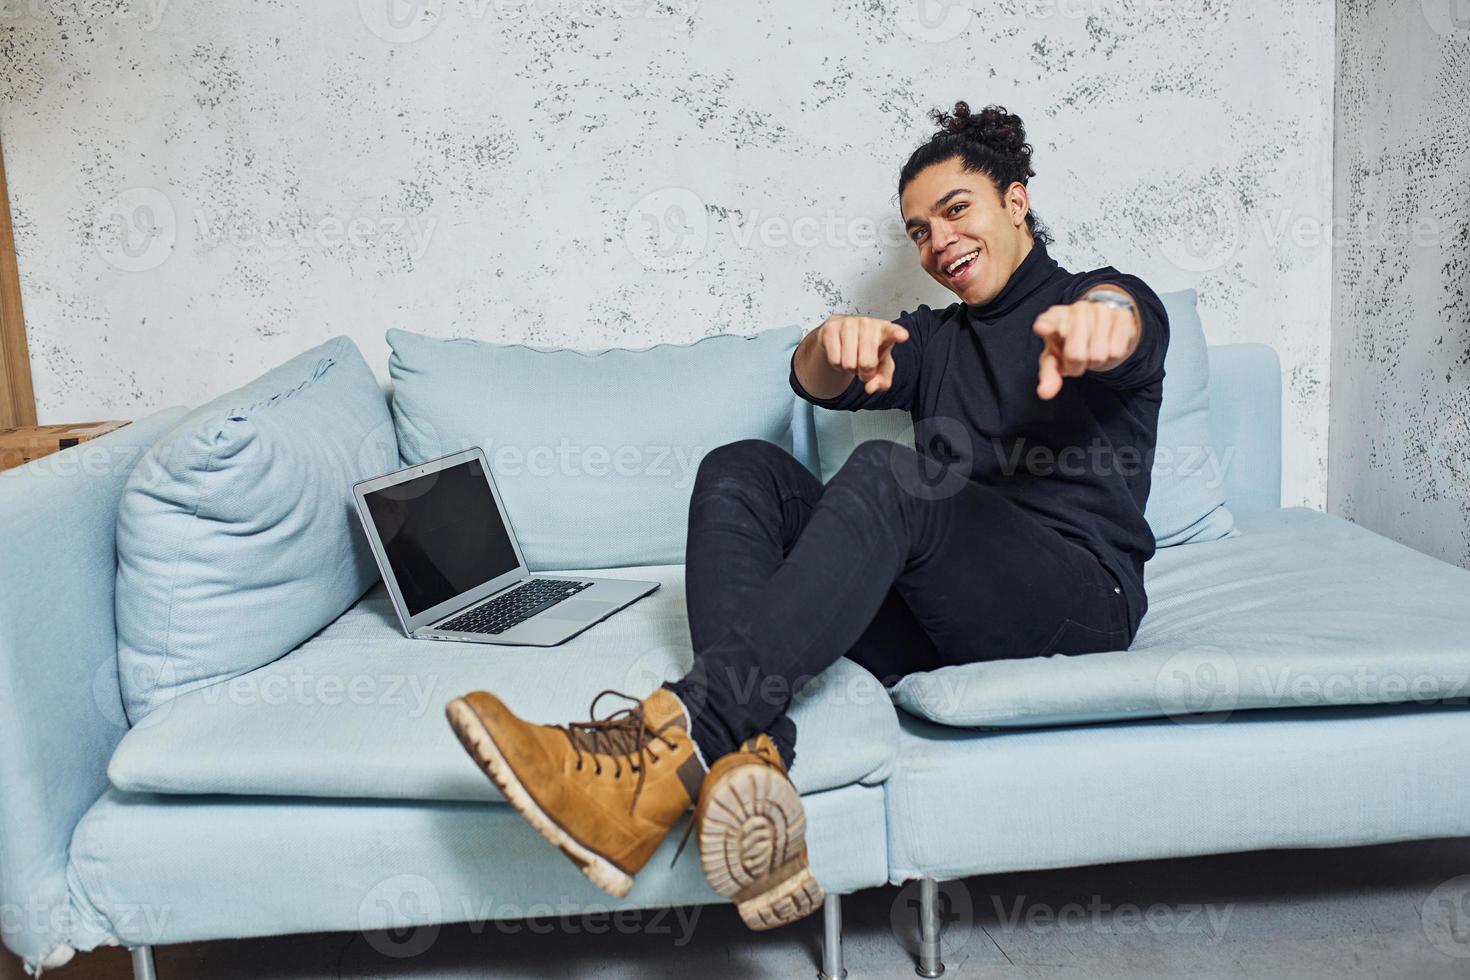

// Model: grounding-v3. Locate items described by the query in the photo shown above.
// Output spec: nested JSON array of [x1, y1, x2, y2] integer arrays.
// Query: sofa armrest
[[1207, 343, 1282, 518], [0, 407, 187, 969]]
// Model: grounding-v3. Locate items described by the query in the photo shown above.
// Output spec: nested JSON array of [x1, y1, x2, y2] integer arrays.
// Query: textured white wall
[[3, 0, 1332, 506], [1330, 0, 1470, 568]]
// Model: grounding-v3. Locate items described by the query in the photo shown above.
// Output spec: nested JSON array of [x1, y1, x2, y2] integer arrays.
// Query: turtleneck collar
[[966, 240, 1058, 320]]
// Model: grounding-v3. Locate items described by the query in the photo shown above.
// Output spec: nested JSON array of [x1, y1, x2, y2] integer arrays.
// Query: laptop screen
[[362, 456, 520, 617]]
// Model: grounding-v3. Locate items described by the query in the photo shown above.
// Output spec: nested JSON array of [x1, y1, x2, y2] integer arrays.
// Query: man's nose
[[930, 219, 959, 253]]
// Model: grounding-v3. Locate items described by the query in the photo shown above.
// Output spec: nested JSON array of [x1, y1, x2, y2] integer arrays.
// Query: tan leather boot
[[694, 734, 824, 930], [446, 687, 706, 898]]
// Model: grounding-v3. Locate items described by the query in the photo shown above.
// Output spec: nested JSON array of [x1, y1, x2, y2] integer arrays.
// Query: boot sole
[[446, 698, 635, 899], [697, 762, 824, 930]]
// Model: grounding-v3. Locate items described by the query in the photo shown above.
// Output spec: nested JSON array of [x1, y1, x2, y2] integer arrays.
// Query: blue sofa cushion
[[884, 703, 1470, 882], [107, 562, 901, 800], [812, 290, 1235, 547], [115, 337, 398, 723], [890, 507, 1470, 728], [387, 326, 802, 570], [65, 782, 887, 952]]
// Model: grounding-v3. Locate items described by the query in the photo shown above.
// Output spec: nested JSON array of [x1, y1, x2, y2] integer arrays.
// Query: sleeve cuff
[[789, 347, 861, 408]]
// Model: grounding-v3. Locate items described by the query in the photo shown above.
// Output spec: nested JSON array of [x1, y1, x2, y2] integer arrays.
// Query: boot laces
[[557, 690, 681, 814]]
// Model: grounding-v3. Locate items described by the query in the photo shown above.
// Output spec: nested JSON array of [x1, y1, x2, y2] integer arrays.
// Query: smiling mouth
[[943, 249, 980, 281]]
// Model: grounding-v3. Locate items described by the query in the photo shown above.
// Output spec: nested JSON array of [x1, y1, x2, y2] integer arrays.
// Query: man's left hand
[[1033, 294, 1141, 400]]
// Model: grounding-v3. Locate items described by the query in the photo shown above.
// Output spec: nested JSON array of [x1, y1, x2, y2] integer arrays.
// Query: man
[[446, 101, 1168, 932]]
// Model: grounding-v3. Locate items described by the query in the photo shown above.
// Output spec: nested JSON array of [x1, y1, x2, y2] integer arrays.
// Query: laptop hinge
[[426, 576, 532, 631]]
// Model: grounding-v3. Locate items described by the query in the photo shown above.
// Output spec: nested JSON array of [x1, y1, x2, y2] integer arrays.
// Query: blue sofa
[[4, 318, 1469, 980]]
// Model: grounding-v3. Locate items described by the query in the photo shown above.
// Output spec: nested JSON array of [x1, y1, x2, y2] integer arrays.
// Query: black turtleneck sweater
[[789, 242, 1169, 635]]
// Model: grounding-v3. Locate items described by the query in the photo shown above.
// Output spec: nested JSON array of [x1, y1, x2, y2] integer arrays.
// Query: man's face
[[900, 155, 1033, 306]]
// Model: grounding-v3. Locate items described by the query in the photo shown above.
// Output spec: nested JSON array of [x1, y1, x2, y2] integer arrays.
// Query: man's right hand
[[814, 315, 911, 394]]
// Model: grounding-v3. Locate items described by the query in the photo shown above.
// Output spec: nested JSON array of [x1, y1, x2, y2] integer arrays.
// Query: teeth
[[945, 250, 979, 275]]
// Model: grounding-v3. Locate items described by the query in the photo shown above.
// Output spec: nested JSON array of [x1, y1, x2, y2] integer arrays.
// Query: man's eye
[[949, 203, 967, 216], [911, 229, 927, 243]]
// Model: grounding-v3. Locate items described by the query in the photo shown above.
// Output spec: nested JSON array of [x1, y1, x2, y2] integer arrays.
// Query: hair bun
[[929, 102, 1034, 180], [900, 100, 1050, 245]]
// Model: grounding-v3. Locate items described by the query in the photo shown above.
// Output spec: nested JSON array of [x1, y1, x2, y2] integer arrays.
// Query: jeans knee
[[833, 439, 901, 483], [835, 437, 968, 509], [694, 439, 785, 492], [830, 438, 934, 515]]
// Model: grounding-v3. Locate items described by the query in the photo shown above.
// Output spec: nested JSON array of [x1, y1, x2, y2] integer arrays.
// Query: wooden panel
[[0, 420, 131, 471], [0, 139, 36, 428]]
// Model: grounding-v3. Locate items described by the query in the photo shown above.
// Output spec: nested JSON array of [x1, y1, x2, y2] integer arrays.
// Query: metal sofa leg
[[818, 892, 846, 980], [130, 946, 158, 980], [916, 876, 944, 978]]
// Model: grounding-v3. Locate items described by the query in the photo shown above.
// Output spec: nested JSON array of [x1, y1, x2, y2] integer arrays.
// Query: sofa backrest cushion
[[387, 326, 802, 570], [812, 289, 1236, 547], [115, 337, 397, 724]]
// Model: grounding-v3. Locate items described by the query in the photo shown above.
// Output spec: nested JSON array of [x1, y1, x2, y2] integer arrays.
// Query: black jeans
[[666, 438, 1134, 769]]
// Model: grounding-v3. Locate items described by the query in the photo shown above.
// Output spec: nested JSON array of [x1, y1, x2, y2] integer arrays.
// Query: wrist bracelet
[[1082, 289, 1136, 313]]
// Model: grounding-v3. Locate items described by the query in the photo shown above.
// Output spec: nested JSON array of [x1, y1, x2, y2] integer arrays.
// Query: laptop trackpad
[[544, 599, 618, 620]]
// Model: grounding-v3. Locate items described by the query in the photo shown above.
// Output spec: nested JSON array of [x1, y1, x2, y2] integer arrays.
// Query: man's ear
[[1007, 181, 1030, 229]]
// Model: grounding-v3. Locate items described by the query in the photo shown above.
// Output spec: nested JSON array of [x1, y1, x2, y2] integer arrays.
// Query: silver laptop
[[353, 448, 660, 646]]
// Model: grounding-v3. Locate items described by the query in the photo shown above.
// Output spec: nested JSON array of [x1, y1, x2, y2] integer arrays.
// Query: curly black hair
[[898, 101, 1052, 246]]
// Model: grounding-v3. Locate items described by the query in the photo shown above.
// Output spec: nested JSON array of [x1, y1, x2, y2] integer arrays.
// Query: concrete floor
[[8, 837, 1470, 979]]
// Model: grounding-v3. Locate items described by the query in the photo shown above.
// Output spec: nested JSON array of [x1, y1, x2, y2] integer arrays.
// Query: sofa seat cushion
[[107, 564, 900, 801], [884, 703, 1470, 882], [66, 781, 886, 952], [890, 506, 1470, 728]]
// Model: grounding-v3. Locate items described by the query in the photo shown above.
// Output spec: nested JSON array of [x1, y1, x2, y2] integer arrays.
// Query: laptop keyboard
[[438, 579, 594, 635]]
